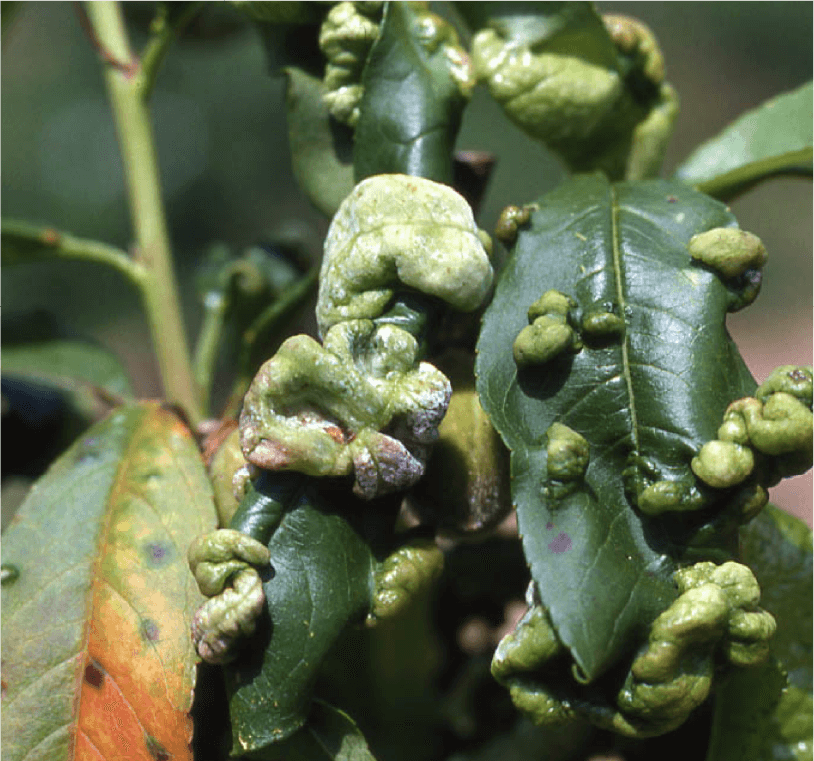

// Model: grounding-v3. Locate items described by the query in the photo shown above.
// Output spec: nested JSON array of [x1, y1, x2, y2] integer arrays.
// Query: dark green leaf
[[675, 83, 813, 201], [706, 505, 813, 761], [2, 339, 133, 417], [1, 402, 217, 761], [476, 174, 757, 680], [262, 700, 378, 761], [285, 67, 355, 217], [223, 476, 378, 753], [354, 2, 467, 184]]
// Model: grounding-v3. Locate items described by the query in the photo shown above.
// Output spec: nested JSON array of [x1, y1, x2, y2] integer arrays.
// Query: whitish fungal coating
[[490, 560, 774, 737], [513, 290, 580, 367], [239, 320, 451, 499], [317, 175, 494, 336], [688, 227, 767, 278]]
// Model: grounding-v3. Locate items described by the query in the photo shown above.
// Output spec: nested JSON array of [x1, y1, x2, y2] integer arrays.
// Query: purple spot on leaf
[[141, 619, 160, 642], [545, 522, 554, 531], [547, 532, 572, 554], [144, 541, 173, 567]]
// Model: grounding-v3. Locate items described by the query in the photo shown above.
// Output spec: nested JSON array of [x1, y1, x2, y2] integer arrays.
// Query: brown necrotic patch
[[84, 659, 105, 689]]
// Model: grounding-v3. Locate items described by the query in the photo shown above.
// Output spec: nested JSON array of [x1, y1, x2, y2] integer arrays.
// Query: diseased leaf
[[706, 505, 813, 761], [285, 66, 355, 217], [675, 83, 813, 201], [2, 340, 133, 417], [354, 1, 468, 184], [476, 174, 757, 681], [1, 402, 217, 761], [224, 475, 378, 753]]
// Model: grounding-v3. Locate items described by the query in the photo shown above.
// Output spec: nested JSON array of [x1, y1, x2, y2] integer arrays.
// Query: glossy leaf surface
[[354, 1, 466, 184], [476, 174, 757, 680], [224, 477, 378, 753], [706, 505, 813, 761], [285, 67, 355, 217], [2, 340, 133, 417], [1, 402, 217, 761], [675, 83, 813, 201]]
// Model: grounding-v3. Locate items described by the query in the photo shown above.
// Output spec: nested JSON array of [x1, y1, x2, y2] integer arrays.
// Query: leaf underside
[[1, 402, 217, 761], [675, 82, 813, 201], [706, 505, 813, 761], [476, 174, 757, 680]]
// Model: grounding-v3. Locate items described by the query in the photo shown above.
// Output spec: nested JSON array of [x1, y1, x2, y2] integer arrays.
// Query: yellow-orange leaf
[[2, 402, 217, 761]]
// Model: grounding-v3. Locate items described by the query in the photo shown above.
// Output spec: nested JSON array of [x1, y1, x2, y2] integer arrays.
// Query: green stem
[[1, 219, 146, 289], [193, 289, 229, 416], [136, 2, 204, 102], [85, 1, 202, 424], [223, 267, 319, 418]]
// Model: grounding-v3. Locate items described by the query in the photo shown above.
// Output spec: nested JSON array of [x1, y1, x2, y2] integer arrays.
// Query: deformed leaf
[[706, 505, 813, 761], [354, 2, 470, 184], [285, 67, 355, 217], [675, 83, 813, 201], [476, 174, 758, 681], [1, 402, 217, 761], [223, 476, 378, 753]]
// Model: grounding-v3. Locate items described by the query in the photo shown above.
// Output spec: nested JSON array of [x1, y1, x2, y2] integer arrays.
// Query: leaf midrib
[[610, 184, 639, 453]]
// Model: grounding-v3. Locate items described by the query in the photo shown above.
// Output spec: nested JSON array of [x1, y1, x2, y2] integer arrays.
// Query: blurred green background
[[2, 2, 811, 524]]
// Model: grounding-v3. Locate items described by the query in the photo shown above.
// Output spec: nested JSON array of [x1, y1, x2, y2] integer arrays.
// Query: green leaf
[[354, 2, 467, 184], [263, 700, 379, 761], [223, 475, 379, 753], [2, 339, 134, 417], [675, 83, 813, 201], [285, 67, 355, 217], [1, 402, 218, 761], [706, 505, 813, 761], [476, 174, 757, 681]]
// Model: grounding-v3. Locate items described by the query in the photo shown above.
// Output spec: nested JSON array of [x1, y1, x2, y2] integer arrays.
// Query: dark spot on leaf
[[75, 437, 101, 465], [84, 660, 105, 688], [145, 733, 170, 761], [667, 196, 678, 203], [1, 564, 20, 585], [547, 532, 572, 554], [141, 619, 160, 642], [545, 522, 554, 531], [144, 541, 173, 567]]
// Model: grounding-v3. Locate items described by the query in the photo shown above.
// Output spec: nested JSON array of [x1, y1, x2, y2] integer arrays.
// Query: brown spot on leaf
[[325, 425, 346, 444], [41, 228, 60, 246], [84, 660, 105, 689]]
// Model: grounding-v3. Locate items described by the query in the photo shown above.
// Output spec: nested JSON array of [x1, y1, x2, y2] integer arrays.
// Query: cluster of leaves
[[1, 3, 812, 761]]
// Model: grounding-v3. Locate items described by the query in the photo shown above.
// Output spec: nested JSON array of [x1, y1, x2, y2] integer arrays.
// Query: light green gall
[[191, 567, 267, 664], [756, 365, 813, 408], [581, 310, 625, 338], [691, 440, 755, 488], [688, 227, 767, 279], [368, 538, 444, 623], [492, 605, 564, 680], [546, 423, 590, 481], [527, 289, 574, 322], [317, 175, 493, 335], [602, 15, 665, 85], [637, 479, 703, 515], [188, 528, 271, 596], [495, 204, 534, 247], [513, 318, 577, 367], [472, 29, 622, 147], [239, 320, 451, 499], [319, 1, 383, 127], [729, 394, 813, 457]]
